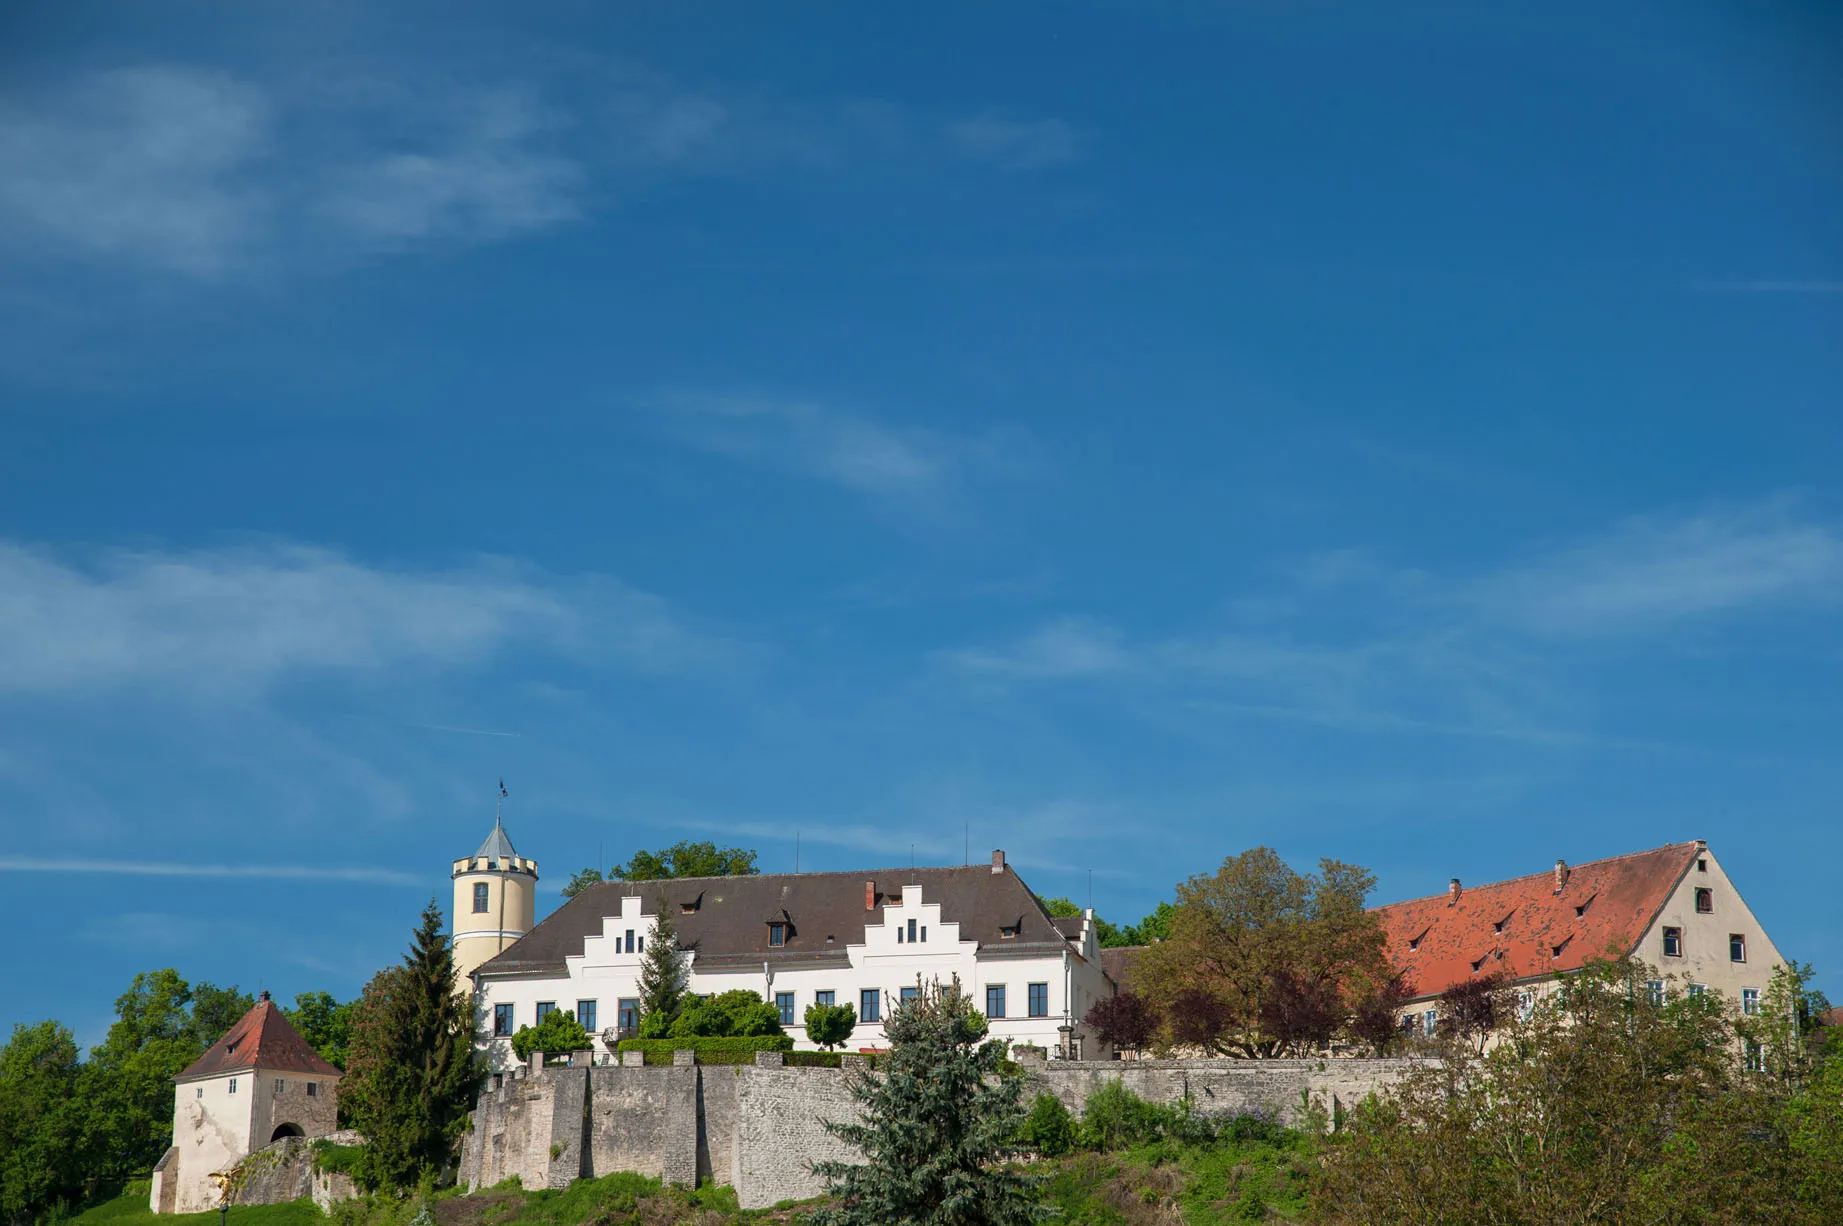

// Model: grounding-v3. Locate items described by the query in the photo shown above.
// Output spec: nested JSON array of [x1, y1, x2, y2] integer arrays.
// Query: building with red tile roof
[[1373, 839, 1786, 1039], [150, 992, 343, 1215]]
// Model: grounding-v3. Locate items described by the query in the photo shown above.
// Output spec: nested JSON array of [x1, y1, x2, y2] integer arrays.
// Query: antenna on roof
[[911, 843, 915, 870], [795, 830, 800, 874], [1088, 869, 1093, 913], [964, 822, 968, 867], [496, 777, 508, 826]]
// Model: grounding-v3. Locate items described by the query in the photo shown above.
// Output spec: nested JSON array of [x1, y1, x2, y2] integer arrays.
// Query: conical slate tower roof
[[475, 816, 518, 862], [175, 992, 341, 1082]]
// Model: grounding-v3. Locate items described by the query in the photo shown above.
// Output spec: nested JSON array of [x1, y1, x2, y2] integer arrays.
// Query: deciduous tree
[[805, 1002, 857, 1051], [0, 1022, 84, 1226], [562, 841, 760, 897], [510, 1009, 591, 1061], [1082, 991, 1158, 1053]]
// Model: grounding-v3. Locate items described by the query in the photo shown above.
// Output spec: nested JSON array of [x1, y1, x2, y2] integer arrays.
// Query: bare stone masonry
[[459, 1055, 1430, 1209]]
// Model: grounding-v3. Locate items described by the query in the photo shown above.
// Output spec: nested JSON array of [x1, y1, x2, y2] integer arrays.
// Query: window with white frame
[[273, 1078, 284, 1095], [1729, 933, 1746, 963], [1742, 988, 1760, 1016], [1516, 990, 1534, 1022], [473, 882, 490, 913], [1662, 927, 1682, 958], [1422, 1010, 1437, 1037], [229, 1078, 238, 1094], [1688, 983, 1707, 1000], [1645, 980, 1665, 1007]]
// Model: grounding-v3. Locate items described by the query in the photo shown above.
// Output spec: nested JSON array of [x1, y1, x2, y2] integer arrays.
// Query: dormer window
[[1470, 956, 1486, 972], [1573, 894, 1595, 918], [999, 924, 1020, 938], [681, 895, 700, 914], [1407, 929, 1429, 953], [768, 922, 786, 948], [1494, 913, 1513, 935], [1551, 935, 1572, 958]]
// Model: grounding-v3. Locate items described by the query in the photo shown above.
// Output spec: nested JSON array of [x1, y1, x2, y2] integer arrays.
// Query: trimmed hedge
[[785, 1050, 841, 1068], [615, 1035, 794, 1059]]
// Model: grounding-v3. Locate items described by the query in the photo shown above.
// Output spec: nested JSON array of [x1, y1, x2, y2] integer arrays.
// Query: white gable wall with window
[[474, 885, 1113, 1070]]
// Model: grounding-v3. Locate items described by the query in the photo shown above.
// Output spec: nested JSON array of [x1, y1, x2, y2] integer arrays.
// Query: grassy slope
[[1042, 1136, 1320, 1225], [72, 1185, 326, 1226]]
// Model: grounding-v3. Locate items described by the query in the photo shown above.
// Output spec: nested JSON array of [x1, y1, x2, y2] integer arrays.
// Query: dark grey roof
[[476, 865, 1076, 978], [1051, 916, 1085, 939], [474, 818, 518, 862], [1100, 945, 1147, 991]]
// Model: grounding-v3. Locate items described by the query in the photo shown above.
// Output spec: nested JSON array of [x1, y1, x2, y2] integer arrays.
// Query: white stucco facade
[[474, 884, 1114, 1069]]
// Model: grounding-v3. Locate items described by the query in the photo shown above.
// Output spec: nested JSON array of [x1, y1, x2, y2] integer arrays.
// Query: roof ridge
[[596, 864, 1001, 888], [1373, 842, 1696, 910]]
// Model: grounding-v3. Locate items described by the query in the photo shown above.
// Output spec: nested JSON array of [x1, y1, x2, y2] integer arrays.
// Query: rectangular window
[[577, 1000, 597, 1032], [196, 1087, 203, 1099], [1645, 980, 1665, 1007], [896, 927, 903, 944], [1698, 857, 1707, 872], [624, 929, 635, 954], [473, 882, 490, 913], [776, 992, 796, 1027], [1742, 988, 1760, 1016], [815, 990, 835, 1007], [769, 922, 786, 948], [986, 984, 1007, 1019], [274, 1078, 284, 1095], [1423, 1010, 1437, 1038], [860, 989, 880, 1023], [636, 934, 643, 951], [536, 1001, 556, 1023], [617, 998, 639, 1032], [229, 1078, 238, 1094], [1662, 927, 1682, 958], [306, 1082, 318, 1098], [494, 1002, 514, 1036], [900, 986, 918, 1007], [1695, 887, 1713, 913], [920, 926, 927, 942], [907, 918, 917, 943], [1398, 1014, 1415, 1035], [1688, 983, 1707, 1000], [1516, 990, 1534, 1022], [1028, 983, 1049, 1018], [1744, 1040, 1763, 1072], [1730, 933, 1746, 963]]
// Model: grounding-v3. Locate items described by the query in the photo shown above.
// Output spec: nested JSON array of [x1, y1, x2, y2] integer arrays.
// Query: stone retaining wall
[[459, 1052, 1431, 1210]]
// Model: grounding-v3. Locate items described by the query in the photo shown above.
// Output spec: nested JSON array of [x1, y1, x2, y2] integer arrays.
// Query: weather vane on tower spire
[[496, 777, 508, 825]]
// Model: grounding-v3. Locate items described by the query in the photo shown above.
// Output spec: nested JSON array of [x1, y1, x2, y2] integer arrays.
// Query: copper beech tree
[[1127, 847, 1398, 1057]]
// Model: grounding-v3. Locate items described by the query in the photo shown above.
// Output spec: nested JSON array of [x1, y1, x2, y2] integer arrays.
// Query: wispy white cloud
[[1474, 506, 1843, 636], [0, 540, 725, 697], [0, 67, 272, 275], [947, 113, 1080, 169], [0, 65, 585, 276], [1692, 280, 1843, 294], [661, 396, 1032, 509], [941, 617, 1129, 678], [5, 858, 421, 885]]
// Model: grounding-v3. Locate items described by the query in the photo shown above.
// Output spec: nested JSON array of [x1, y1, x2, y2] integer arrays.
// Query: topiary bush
[[1018, 1092, 1077, 1157]]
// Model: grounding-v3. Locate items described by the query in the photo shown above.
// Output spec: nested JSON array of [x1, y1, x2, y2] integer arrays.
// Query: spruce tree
[[344, 900, 480, 1189], [812, 978, 1044, 1226], [636, 892, 688, 1033]]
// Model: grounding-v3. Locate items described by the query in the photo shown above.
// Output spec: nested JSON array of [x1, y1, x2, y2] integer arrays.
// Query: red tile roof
[[174, 994, 342, 1083], [1372, 842, 1699, 1003]]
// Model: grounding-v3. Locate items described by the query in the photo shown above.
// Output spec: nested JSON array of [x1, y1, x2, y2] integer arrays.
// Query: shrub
[[668, 989, 784, 1038], [509, 1008, 591, 1061], [804, 1001, 857, 1050], [615, 1034, 794, 1060], [1079, 1079, 1164, 1151], [1018, 1092, 1077, 1157], [309, 1138, 366, 1176], [786, 1050, 843, 1068]]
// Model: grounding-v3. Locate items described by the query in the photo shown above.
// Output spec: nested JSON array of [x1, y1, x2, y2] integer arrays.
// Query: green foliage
[[563, 841, 760, 897], [0, 1020, 85, 1225], [803, 1001, 857, 1051], [310, 1139, 367, 1177], [286, 991, 355, 1070], [509, 1009, 591, 1061], [785, 1050, 844, 1068], [614, 1035, 794, 1061], [810, 977, 1044, 1226], [1786, 1053, 1843, 1217], [667, 989, 783, 1039], [185, 983, 256, 1050], [1318, 956, 1838, 1225], [341, 900, 482, 1191], [1018, 1092, 1077, 1157], [69, 1188, 325, 1226], [1039, 1127, 1318, 1225], [1076, 1080, 1166, 1152], [636, 896, 688, 1031]]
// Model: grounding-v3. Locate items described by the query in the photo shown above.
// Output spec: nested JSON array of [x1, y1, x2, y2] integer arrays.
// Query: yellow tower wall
[[452, 854, 538, 983]]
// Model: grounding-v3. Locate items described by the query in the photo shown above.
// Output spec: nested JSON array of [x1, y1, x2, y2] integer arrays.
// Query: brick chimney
[[1554, 859, 1569, 890], [1448, 877, 1462, 905], [864, 880, 876, 911], [991, 849, 1006, 874]]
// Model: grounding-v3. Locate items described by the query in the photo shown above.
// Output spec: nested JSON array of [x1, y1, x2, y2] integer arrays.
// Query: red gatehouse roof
[[175, 994, 342, 1083]]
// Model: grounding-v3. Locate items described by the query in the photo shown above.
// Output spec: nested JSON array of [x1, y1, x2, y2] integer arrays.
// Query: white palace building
[[452, 818, 1118, 1067]]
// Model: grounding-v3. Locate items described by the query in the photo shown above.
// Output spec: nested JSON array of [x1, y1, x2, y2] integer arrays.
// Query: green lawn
[[72, 1184, 327, 1226]]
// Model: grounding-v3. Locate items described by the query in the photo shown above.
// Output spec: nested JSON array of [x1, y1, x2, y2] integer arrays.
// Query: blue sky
[[2, 1, 1839, 1044]]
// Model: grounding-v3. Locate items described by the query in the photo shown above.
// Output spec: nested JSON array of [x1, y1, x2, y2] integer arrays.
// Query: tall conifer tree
[[635, 892, 688, 1034], [343, 901, 480, 1188], [812, 978, 1043, 1226]]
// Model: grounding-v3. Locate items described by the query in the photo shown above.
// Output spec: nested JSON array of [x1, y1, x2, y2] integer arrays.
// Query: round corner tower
[[451, 813, 538, 985]]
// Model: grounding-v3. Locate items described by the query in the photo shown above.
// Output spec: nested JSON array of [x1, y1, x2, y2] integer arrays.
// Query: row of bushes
[[614, 1034, 794, 1060], [1017, 1081, 1292, 1157]]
